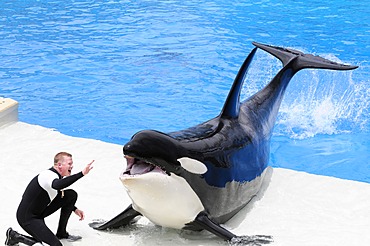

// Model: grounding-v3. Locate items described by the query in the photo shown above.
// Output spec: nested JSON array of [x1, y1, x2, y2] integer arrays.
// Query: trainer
[[5, 152, 94, 246]]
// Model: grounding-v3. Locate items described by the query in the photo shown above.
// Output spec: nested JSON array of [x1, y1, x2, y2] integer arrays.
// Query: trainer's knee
[[63, 189, 78, 204]]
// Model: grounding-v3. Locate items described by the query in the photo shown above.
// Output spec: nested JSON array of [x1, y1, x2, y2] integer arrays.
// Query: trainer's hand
[[82, 160, 94, 175], [74, 208, 85, 221]]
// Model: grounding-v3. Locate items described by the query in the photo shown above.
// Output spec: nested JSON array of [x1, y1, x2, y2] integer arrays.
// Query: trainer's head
[[54, 152, 73, 177]]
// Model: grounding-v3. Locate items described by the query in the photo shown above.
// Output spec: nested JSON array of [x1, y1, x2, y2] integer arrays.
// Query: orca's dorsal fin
[[221, 47, 257, 118], [252, 42, 358, 71]]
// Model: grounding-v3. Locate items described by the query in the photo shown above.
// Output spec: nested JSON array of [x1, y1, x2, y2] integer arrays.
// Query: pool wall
[[0, 98, 18, 127]]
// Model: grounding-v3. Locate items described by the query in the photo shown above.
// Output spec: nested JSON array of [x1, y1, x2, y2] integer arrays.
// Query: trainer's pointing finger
[[82, 160, 94, 175]]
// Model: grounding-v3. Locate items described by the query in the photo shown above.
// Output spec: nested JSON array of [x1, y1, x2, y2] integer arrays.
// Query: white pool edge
[[0, 97, 19, 128]]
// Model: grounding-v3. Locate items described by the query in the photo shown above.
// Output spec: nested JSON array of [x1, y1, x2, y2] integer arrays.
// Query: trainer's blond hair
[[54, 152, 72, 165]]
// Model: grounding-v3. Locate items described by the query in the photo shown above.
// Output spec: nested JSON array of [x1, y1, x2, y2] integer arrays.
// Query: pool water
[[0, 0, 369, 183]]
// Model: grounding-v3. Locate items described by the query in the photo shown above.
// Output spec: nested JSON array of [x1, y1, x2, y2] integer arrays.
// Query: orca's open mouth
[[123, 156, 167, 176]]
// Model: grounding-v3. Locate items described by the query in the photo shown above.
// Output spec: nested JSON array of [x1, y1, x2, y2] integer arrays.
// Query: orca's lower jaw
[[122, 156, 168, 177]]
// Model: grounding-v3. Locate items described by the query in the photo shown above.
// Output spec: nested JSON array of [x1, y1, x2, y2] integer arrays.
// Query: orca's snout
[[123, 143, 131, 155]]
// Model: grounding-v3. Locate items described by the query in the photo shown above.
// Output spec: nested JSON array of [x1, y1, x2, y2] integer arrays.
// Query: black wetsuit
[[16, 168, 84, 246]]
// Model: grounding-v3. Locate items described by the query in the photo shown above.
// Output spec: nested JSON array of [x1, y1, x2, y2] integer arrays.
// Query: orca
[[90, 42, 357, 243]]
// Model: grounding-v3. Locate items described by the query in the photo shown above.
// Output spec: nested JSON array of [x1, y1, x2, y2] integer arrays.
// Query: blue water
[[1, 0, 369, 183]]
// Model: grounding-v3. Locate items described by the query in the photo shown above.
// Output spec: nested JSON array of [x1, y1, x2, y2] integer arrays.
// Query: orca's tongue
[[131, 163, 154, 175]]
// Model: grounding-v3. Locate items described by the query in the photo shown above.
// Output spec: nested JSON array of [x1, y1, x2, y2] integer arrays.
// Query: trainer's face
[[57, 156, 74, 177]]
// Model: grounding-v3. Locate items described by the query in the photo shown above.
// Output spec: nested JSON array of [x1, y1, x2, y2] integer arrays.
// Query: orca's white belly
[[121, 172, 204, 229]]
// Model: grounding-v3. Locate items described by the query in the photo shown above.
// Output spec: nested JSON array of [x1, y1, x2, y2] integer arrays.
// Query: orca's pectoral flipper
[[187, 211, 236, 240], [89, 204, 141, 230], [252, 42, 358, 72], [186, 212, 273, 245]]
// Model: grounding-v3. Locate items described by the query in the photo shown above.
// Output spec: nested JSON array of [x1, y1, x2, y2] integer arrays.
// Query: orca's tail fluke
[[252, 42, 358, 72]]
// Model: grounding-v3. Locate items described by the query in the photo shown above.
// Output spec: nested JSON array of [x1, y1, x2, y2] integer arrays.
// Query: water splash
[[229, 235, 273, 246], [277, 68, 368, 139], [242, 50, 369, 139]]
